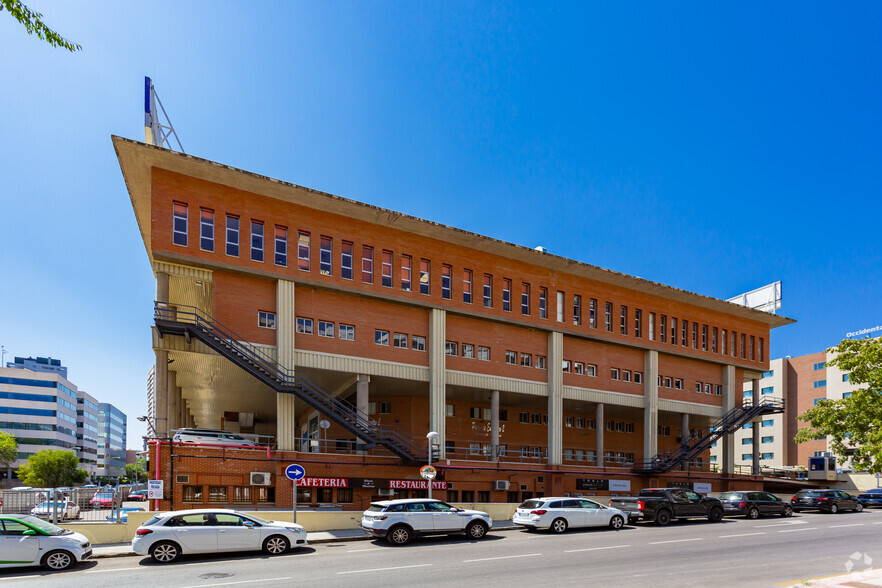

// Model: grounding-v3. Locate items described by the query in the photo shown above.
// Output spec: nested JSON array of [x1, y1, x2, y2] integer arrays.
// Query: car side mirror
[[243, 521, 255, 528], [22, 530, 37, 536]]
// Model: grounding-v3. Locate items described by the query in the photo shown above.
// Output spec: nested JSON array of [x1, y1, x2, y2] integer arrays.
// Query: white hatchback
[[132, 509, 307, 562], [513, 497, 628, 533], [0, 515, 91, 570]]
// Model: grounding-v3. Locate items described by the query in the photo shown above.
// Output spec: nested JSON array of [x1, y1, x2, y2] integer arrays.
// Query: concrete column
[[643, 350, 659, 461], [429, 309, 447, 458], [277, 393, 297, 451], [490, 390, 500, 461], [356, 375, 370, 452], [179, 389, 186, 431], [276, 280, 297, 450], [751, 379, 761, 475], [547, 331, 564, 465], [167, 371, 179, 432], [156, 271, 169, 303], [681, 412, 690, 471], [595, 403, 604, 467], [721, 364, 737, 475], [154, 350, 168, 437]]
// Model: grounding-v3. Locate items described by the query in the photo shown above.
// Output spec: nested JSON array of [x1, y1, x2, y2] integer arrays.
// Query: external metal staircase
[[154, 302, 424, 464], [633, 397, 786, 474]]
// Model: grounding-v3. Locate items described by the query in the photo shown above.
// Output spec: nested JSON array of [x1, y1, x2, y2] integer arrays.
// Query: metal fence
[[0, 484, 148, 523]]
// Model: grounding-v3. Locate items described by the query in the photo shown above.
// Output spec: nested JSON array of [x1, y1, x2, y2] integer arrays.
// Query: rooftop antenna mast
[[144, 76, 185, 153]]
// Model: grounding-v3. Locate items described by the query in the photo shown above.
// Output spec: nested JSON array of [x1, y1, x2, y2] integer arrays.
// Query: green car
[[0, 515, 92, 570]]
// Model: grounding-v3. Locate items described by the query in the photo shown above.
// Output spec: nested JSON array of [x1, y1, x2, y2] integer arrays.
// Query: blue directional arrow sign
[[285, 464, 306, 481]]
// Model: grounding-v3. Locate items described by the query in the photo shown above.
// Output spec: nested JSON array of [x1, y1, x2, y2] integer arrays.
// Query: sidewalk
[[91, 522, 519, 558], [785, 568, 882, 587]]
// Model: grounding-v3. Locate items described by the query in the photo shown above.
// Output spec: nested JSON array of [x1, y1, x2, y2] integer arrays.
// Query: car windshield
[[94, 493, 113, 499], [17, 515, 70, 535], [518, 500, 546, 509], [366, 505, 385, 512], [244, 513, 272, 525], [800, 491, 824, 497], [718, 492, 743, 500], [34, 502, 68, 508]]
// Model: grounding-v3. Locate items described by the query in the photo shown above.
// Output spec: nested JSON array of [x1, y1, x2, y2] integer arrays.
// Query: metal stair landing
[[154, 301, 423, 464], [633, 397, 786, 475]]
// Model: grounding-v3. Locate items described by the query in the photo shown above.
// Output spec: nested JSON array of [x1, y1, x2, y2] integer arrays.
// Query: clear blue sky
[[1, 2, 880, 446]]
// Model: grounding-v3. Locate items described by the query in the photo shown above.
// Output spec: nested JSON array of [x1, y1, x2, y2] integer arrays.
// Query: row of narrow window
[[174, 204, 764, 364]]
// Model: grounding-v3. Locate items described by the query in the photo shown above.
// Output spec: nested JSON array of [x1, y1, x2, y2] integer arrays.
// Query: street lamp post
[[426, 431, 440, 499]]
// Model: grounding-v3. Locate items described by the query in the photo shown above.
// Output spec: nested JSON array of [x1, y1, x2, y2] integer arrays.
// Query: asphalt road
[[3, 509, 882, 587]]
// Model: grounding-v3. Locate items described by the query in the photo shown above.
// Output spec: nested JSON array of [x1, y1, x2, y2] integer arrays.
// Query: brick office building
[[114, 136, 793, 511]]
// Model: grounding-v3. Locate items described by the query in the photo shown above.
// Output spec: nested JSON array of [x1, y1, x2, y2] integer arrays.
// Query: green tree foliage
[[795, 337, 882, 473], [125, 458, 147, 483], [16, 449, 88, 488], [1, 0, 81, 51], [0, 431, 17, 469]]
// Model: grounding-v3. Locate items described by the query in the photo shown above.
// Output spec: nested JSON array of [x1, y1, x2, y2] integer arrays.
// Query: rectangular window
[[605, 302, 612, 332], [721, 329, 727, 355], [715, 385, 722, 395], [586, 364, 597, 377], [649, 312, 656, 341], [483, 274, 493, 307], [446, 404, 455, 417], [296, 317, 313, 334], [442, 264, 451, 299], [462, 344, 474, 358], [681, 319, 688, 346], [573, 294, 581, 326], [663, 376, 672, 388], [274, 226, 287, 266], [701, 324, 708, 351], [622, 369, 631, 382], [521, 283, 530, 315], [670, 317, 677, 345], [711, 327, 718, 353], [400, 254, 411, 291], [759, 337, 764, 362], [502, 278, 511, 311], [412, 335, 426, 351], [536, 355, 546, 369], [674, 378, 683, 390], [250, 220, 264, 262], [761, 386, 774, 395], [200, 208, 214, 251], [225, 215, 239, 257], [208, 486, 227, 503], [317, 236, 332, 275], [476, 346, 490, 360], [173, 202, 188, 246], [611, 368, 619, 380], [842, 374, 850, 382], [740, 334, 746, 359], [659, 315, 666, 343], [382, 250, 393, 287], [761, 453, 774, 460], [813, 398, 824, 406], [379, 401, 391, 414], [463, 270, 473, 303], [749, 335, 755, 361], [339, 324, 355, 341], [692, 322, 698, 349], [762, 436, 774, 444], [562, 360, 571, 373], [742, 438, 753, 445], [635, 309, 642, 338], [393, 333, 408, 348], [297, 231, 310, 271], [606, 420, 615, 432], [469, 407, 481, 419], [539, 287, 548, 319], [573, 362, 584, 375], [375, 330, 390, 346], [634, 371, 643, 383], [587, 298, 596, 329], [318, 320, 335, 337], [519, 412, 529, 424], [531, 413, 541, 425], [420, 259, 431, 295], [620, 306, 628, 335], [258, 311, 276, 329], [446, 341, 458, 356], [505, 350, 517, 364], [565, 416, 574, 428], [341, 241, 353, 279], [520, 353, 532, 367], [182, 485, 203, 502], [361, 246, 374, 283], [813, 380, 827, 388], [762, 419, 774, 427], [695, 382, 702, 393], [731, 331, 737, 357], [556, 291, 565, 322], [705, 383, 712, 395]]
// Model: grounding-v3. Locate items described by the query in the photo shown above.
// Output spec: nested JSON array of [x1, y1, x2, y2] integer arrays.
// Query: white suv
[[361, 498, 492, 545]]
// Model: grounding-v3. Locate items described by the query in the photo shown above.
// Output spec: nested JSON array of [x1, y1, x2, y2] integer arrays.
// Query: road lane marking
[[177, 578, 291, 588], [874, 522, 882, 525], [463, 553, 542, 563], [87, 567, 141, 573], [756, 521, 807, 528], [565, 545, 630, 553], [778, 527, 817, 533], [829, 523, 864, 528], [649, 538, 703, 545], [337, 564, 432, 575], [719, 532, 766, 538], [346, 548, 379, 553]]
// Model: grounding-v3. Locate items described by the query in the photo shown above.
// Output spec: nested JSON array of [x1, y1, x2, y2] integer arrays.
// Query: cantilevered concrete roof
[[113, 135, 795, 329]]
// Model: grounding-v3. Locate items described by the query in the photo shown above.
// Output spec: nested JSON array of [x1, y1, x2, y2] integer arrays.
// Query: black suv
[[791, 489, 863, 513], [718, 491, 793, 518]]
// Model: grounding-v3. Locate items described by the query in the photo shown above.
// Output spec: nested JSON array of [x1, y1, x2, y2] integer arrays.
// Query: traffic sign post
[[285, 464, 305, 523]]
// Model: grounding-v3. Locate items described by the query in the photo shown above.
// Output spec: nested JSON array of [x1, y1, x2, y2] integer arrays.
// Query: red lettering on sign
[[388, 480, 447, 490], [300, 477, 348, 488]]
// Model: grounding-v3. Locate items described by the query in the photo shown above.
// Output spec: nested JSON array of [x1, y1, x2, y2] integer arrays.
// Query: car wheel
[[609, 515, 625, 530], [42, 550, 74, 570], [388, 525, 413, 546], [782, 506, 793, 517], [708, 507, 724, 523], [855, 503, 864, 512], [466, 521, 489, 540], [150, 541, 181, 563], [655, 510, 672, 526], [747, 507, 760, 520], [263, 535, 290, 555], [829, 504, 839, 514], [550, 518, 568, 534]]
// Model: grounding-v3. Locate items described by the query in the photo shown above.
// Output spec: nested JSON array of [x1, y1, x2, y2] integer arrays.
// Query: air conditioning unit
[[494, 480, 510, 491], [377, 489, 395, 496], [250, 472, 272, 486], [176, 475, 189, 484]]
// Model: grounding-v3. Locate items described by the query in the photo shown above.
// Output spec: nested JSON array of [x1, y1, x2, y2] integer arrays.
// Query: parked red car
[[89, 492, 115, 509], [127, 490, 148, 502]]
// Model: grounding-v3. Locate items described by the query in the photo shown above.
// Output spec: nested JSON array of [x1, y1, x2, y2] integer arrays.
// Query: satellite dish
[[319, 419, 330, 429]]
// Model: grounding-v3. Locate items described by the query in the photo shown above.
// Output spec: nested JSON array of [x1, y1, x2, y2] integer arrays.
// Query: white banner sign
[[693, 482, 712, 494], [608, 480, 631, 492], [147, 479, 164, 499]]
